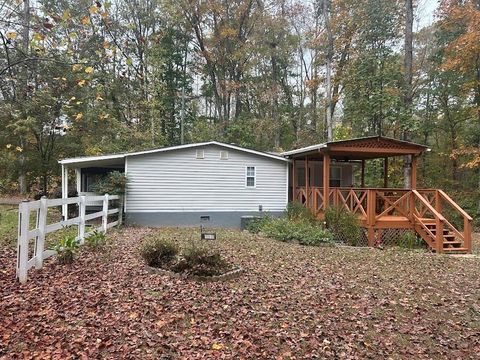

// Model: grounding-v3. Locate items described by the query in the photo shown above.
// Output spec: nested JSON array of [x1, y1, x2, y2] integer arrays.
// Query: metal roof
[[59, 141, 289, 165]]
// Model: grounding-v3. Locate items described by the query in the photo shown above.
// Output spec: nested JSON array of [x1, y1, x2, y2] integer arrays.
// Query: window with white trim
[[246, 166, 255, 187]]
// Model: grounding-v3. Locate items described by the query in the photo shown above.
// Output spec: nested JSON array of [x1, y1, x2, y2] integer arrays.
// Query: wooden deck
[[294, 187, 473, 254]]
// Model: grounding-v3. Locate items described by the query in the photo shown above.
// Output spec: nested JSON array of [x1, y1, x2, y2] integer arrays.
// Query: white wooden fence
[[16, 194, 122, 284]]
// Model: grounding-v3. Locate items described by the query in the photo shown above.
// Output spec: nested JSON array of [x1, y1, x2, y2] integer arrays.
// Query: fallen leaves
[[0, 227, 479, 358], [6, 31, 17, 40]]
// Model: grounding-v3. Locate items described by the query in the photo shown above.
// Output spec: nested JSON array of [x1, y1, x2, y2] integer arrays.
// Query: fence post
[[79, 195, 86, 244], [118, 195, 123, 227], [16, 201, 30, 284], [34, 196, 47, 269], [102, 194, 109, 233]]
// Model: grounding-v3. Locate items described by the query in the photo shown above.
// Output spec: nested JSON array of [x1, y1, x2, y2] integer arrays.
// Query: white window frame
[[245, 166, 256, 188]]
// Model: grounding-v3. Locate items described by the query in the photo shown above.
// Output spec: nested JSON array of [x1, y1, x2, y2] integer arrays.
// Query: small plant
[[245, 216, 270, 234], [398, 231, 423, 249], [140, 238, 179, 267], [286, 201, 317, 223], [261, 218, 332, 246], [324, 206, 361, 246], [86, 230, 107, 249], [174, 245, 230, 276], [54, 234, 79, 264]]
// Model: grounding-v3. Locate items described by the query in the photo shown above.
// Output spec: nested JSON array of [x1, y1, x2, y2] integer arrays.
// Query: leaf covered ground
[[1, 227, 480, 359]]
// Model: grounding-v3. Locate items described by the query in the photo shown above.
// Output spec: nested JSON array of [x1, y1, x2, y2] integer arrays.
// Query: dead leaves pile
[[1, 227, 479, 359]]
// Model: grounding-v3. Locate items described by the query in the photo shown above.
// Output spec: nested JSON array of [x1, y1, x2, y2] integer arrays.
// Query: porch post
[[383, 157, 388, 188], [361, 160, 365, 187], [323, 153, 330, 210], [292, 159, 296, 201], [61, 164, 68, 220], [411, 155, 417, 189], [304, 158, 309, 208]]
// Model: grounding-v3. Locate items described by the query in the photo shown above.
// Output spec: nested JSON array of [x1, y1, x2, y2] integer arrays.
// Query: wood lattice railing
[[294, 186, 472, 253]]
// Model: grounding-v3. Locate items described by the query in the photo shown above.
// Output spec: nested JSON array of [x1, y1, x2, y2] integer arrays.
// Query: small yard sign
[[201, 232, 216, 240]]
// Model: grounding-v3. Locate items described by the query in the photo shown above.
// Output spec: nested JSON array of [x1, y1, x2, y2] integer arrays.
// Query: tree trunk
[[18, 0, 30, 195], [323, 0, 333, 141], [403, 0, 414, 189]]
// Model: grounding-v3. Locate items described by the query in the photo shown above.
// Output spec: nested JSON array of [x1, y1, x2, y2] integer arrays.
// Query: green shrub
[[286, 201, 317, 223], [140, 238, 179, 267], [262, 218, 332, 246], [92, 171, 128, 195], [245, 216, 270, 234], [174, 245, 229, 276], [54, 234, 79, 264], [324, 206, 361, 246], [86, 230, 107, 249]]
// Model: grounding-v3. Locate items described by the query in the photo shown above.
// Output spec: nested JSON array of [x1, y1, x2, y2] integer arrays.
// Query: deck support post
[[361, 160, 365, 187], [366, 189, 376, 247], [383, 157, 388, 188], [304, 158, 309, 208], [323, 153, 330, 210], [367, 227, 375, 247], [411, 155, 417, 189]]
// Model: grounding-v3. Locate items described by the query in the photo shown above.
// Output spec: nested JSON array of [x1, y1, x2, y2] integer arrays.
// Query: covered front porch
[[283, 136, 472, 253]]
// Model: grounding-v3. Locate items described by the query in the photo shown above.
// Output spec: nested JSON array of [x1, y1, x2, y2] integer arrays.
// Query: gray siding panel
[[126, 145, 288, 212], [126, 211, 285, 229]]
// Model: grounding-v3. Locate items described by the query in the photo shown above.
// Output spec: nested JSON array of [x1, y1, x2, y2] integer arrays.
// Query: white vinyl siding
[[126, 145, 288, 212]]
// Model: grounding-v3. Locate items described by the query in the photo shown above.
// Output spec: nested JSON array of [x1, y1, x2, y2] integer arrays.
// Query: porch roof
[[282, 136, 430, 160]]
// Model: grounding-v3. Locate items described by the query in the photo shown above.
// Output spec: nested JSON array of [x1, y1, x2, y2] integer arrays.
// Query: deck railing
[[294, 186, 472, 253]]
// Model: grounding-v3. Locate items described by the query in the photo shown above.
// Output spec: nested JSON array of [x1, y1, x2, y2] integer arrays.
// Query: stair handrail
[[412, 190, 446, 253], [412, 190, 445, 222], [437, 189, 472, 253], [437, 189, 473, 221]]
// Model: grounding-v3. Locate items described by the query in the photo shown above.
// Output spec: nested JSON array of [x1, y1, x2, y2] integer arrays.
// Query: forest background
[[1, 0, 479, 216]]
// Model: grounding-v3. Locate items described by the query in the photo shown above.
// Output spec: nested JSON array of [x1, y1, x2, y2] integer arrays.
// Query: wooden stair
[[414, 219, 469, 254]]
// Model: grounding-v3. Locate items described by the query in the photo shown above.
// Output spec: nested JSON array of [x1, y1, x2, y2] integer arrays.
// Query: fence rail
[[16, 194, 122, 284]]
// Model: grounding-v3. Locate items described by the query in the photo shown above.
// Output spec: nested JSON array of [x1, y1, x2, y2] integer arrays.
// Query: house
[[59, 141, 289, 228], [59, 136, 473, 254]]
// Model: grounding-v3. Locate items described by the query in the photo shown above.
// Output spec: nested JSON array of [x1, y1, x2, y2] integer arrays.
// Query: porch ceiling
[[63, 158, 125, 168]]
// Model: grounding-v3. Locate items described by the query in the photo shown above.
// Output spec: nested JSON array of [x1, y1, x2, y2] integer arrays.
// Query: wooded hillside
[[1, 0, 479, 216]]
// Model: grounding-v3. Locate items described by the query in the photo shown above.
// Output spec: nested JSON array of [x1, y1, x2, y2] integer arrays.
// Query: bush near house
[[248, 202, 333, 246], [286, 201, 317, 223], [173, 245, 230, 276], [92, 171, 128, 195], [261, 218, 332, 246], [140, 237, 232, 277], [324, 206, 362, 246], [140, 237, 179, 268]]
